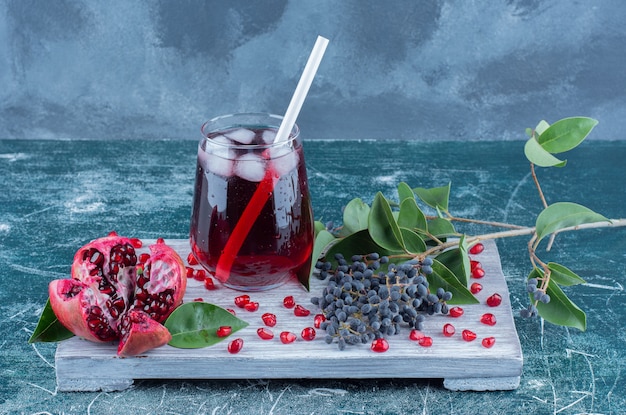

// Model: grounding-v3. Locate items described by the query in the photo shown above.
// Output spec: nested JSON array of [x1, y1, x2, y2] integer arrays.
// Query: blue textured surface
[[1, 1, 626, 141], [1, 138, 626, 414]]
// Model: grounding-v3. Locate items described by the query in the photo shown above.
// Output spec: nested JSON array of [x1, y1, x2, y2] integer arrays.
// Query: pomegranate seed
[[283, 295, 296, 308], [216, 326, 232, 337], [193, 269, 207, 281], [294, 304, 311, 317], [486, 293, 503, 307], [139, 253, 151, 264], [204, 277, 216, 290], [301, 327, 316, 341], [462, 329, 477, 342], [418, 336, 433, 347], [313, 314, 326, 329], [280, 331, 297, 344], [186, 267, 195, 279], [471, 267, 485, 279], [234, 295, 250, 308], [130, 238, 143, 248], [227, 338, 243, 354], [470, 260, 482, 271], [442, 323, 455, 337], [187, 252, 198, 265], [226, 308, 236, 316], [257, 327, 274, 340], [409, 329, 425, 341], [449, 306, 464, 318], [261, 312, 277, 327], [371, 338, 389, 353], [193, 297, 204, 302], [156, 237, 165, 244], [482, 337, 496, 348], [470, 282, 483, 294], [244, 301, 259, 312], [469, 243, 484, 255], [480, 313, 497, 326]]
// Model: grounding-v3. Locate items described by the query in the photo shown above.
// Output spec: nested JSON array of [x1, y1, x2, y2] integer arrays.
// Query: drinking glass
[[189, 113, 314, 291]]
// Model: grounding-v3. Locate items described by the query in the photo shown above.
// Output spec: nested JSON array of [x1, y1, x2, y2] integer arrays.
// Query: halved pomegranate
[[49, 233, 186, 356]]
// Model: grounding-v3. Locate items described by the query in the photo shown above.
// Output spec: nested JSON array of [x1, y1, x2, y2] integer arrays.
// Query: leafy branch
[[309, 116, 626, 331]]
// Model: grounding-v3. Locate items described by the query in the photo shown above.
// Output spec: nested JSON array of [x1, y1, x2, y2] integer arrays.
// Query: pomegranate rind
[[48, 279, 114, 343], [117, 310, 172, 357], [137, 242, 187, 322]]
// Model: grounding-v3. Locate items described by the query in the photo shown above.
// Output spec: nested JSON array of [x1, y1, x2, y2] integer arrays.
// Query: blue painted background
[[1, 0, 625, 141]]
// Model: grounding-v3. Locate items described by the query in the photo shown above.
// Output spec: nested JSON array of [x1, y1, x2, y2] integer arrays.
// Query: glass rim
[[200, 112, 300, 150]]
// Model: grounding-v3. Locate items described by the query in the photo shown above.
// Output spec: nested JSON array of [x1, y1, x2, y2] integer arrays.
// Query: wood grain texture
[[55, 238, 522, 392]]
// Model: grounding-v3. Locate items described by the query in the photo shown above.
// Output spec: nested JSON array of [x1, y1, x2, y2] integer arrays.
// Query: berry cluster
[[520, 277, 550, 318], [311, 253, 452, 350]]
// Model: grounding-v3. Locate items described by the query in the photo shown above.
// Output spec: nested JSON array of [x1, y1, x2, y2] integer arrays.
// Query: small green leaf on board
[[369, 192, 405, 252], [429, 259, 479, 305], [435, 242, 470, 287], [535, 202, 608, 243], [29, 298, 75, 343], [165, 302, 249, 349]]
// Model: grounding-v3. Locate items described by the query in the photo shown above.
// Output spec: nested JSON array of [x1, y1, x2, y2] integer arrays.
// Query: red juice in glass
[[189, 113, 314, 291]]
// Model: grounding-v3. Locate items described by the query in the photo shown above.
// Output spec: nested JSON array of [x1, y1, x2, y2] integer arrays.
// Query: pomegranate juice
[[189, 123, 314, 291]]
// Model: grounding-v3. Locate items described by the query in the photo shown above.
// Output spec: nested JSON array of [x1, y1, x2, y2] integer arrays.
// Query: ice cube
[[261, 129, 277, 144], [269, 145, 299, 176], [225, 128, 256, 145], [198, 137, 235, 177], [204, 153, 234, 177], [208, 135, 235, 158], [234, 152, 267, 182]]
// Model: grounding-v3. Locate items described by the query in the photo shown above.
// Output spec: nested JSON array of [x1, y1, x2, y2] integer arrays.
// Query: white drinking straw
[[274, 35, 329, 144]]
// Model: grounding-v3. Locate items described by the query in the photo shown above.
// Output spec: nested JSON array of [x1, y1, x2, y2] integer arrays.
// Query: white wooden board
[[55, 238, 523, 392]]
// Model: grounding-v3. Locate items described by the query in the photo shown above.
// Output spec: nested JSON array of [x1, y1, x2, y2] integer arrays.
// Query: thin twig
[[427, 214, 527, 230], [530, 162, 549, 209]]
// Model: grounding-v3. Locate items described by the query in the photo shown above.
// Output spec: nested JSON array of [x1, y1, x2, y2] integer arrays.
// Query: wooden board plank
[[55, 239, 523, 392]]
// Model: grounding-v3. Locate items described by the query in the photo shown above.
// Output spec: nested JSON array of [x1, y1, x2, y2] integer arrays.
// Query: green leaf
[[528, 269, 586, 331], [397, 197, 427, 231], [524, 137, 567, 167], [537, 117, 598, 154], [397, 182, 415, 203], [547, 262, 586, 286], [399, 228, 427, 254], [413, 183, 451, 211], [535, 120, 550, 135], [28, 298, 75, 343], [165, 302, 249, 348], [324, 229, 405, 265], [429, 260, 479, 305], [340, 198, 370, 236], [314, 220, 327, 235], [535, 202, 608, 243], [434, 238, 470, 287], [368, 192, 405, 252], [424, 217, 456, 240], [308, 229, 337, 285]]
